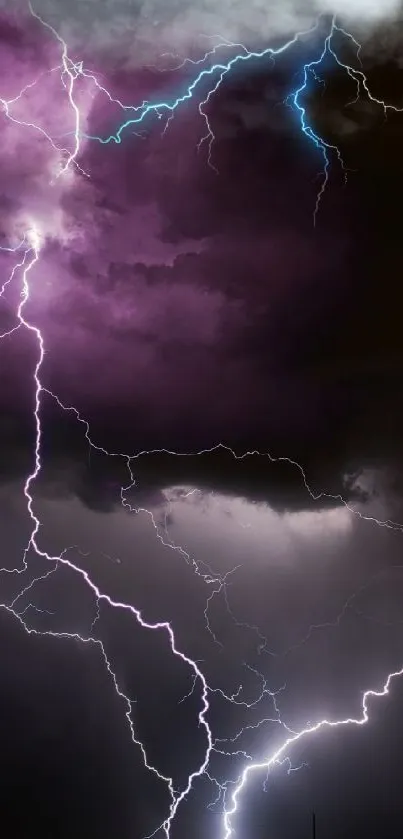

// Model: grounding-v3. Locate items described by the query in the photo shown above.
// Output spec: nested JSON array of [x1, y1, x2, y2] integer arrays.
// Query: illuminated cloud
[[10, 0, 401, 66], [161, 486, 353, 568]]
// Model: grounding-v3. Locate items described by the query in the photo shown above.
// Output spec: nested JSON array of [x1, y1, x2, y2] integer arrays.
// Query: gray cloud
[[22, 0, 403, 64]]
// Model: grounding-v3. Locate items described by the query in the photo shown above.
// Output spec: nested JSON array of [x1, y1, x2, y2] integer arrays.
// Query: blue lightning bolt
[[81, 20, 320, 143], [14, 5, 403, 219]]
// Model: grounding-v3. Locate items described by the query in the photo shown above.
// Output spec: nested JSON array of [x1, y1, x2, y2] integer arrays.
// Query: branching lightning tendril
[[1, 3, 403, 838]]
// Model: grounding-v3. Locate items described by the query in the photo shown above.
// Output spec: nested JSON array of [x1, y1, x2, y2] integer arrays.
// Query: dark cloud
[[1, 15, 403, 513]]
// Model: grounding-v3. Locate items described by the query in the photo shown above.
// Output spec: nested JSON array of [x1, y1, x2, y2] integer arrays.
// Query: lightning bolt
[[7, 5, 401, 217], [2, 4, 403, 839], [26, 1, 83, 177], [0, 232, 215, 838], [222, 664, 403, 839], [4, 226, 403, 837], [72, 13, 400, 219]]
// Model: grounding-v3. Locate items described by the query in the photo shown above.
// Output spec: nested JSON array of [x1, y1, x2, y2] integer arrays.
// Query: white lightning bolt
[[222, 663, 403, 838]]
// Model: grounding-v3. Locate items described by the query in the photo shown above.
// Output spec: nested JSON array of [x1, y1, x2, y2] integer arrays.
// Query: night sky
[[1, 1, 403, 837]]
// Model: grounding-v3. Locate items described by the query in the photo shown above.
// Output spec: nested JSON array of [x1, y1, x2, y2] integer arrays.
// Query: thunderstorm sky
[[1, 1, 403, 837]]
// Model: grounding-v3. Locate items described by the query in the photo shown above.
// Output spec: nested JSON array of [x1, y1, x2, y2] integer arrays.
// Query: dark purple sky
[[1, 2, 403, 838]]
